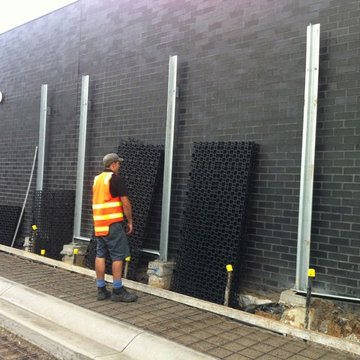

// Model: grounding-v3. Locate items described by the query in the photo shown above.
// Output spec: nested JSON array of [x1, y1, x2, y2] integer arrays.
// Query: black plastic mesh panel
[[171, 141, 257, 305], [0, 205, 21, 247], [85, 139, 164, 279], [32, 190, 75, 259]]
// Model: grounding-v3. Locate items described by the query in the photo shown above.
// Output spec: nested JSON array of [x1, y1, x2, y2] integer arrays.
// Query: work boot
[[97, 286, 111, 300], [111, 286, 138, 302]]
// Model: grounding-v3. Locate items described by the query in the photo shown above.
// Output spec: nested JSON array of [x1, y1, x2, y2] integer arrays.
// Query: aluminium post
[[159, 55, 178, 261], [73, 75, 89, 242], [296, 24, 320, 291], [36, 84, 48, 191]]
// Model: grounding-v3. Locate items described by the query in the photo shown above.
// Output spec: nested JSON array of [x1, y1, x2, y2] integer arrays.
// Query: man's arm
[[120, 196, 133, 235]]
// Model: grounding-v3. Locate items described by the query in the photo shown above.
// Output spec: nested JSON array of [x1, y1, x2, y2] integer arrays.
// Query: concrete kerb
[[1, 244, 360, 357], [0, 276, 216, 360], [0, 298, 126, 360], [0, 277, 141, 351]]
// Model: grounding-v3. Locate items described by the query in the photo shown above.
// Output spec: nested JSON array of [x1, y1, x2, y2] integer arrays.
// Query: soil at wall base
[[241, 288, 360, 343]]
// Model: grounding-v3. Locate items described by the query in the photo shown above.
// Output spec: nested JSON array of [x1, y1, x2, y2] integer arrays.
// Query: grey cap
[[103, 153, 124, 167]]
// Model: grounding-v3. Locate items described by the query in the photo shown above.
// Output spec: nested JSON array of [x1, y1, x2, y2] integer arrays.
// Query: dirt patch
[[310, 298, 360, 341], [239, 289, 360, 344]]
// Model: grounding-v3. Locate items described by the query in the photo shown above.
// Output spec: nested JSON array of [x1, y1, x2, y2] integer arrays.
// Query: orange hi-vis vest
[[93, 172, 124, 236]]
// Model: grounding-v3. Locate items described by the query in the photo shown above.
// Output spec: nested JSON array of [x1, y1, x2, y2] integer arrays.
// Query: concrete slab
[[0, 276, 217, 360], [280, 289, 306, 307], [0, 245, 359, 359], [0, 278, 141, 352]]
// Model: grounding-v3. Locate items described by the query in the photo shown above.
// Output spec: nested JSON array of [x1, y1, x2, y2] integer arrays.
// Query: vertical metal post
[[159, 55, 178, 261], [296, 24, 320, 291], [36, 84, 48, 191], [73, 75, 89, 241]]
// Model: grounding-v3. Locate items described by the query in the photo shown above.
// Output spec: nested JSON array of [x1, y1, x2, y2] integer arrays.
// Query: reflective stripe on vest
[[93, 201, 121, 209], [93, 172, 124, 236], [93, 212, 123, 221], [94, 226, 110, 234]]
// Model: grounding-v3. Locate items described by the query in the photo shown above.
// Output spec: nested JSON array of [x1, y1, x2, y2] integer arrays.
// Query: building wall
[[0, 0, 359, 297]]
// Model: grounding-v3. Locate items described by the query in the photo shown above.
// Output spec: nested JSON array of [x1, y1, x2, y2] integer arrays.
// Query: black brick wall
[[0, 0, 359, 298]]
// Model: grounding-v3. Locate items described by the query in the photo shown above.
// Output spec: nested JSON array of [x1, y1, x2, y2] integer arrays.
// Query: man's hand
[[126, 222, 133, 235], [121, 196, 133, 236]]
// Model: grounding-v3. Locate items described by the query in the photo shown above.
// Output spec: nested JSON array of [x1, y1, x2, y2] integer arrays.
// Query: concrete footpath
[[0, 246, 359, 360]]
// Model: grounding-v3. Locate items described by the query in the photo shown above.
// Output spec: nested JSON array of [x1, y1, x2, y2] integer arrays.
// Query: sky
[[0, 0, 77, 34]]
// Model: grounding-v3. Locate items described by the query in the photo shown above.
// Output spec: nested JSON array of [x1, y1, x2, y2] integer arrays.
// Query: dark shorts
[[96, 222, 130, 261]]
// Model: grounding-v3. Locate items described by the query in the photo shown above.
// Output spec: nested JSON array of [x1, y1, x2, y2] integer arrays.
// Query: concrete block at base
[[280, 289, 306, 307], [148, 274, 172, 289], [60, 243, 88, 256], [147, 260, 176, 277], [147, 260, 175, 290], [281, 307, 314, 329], [61, 243, 88, 267], [62, 254, 85, 267]]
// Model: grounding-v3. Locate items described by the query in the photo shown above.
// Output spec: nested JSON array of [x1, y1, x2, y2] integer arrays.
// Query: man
[[92, 153, 137, 302]]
